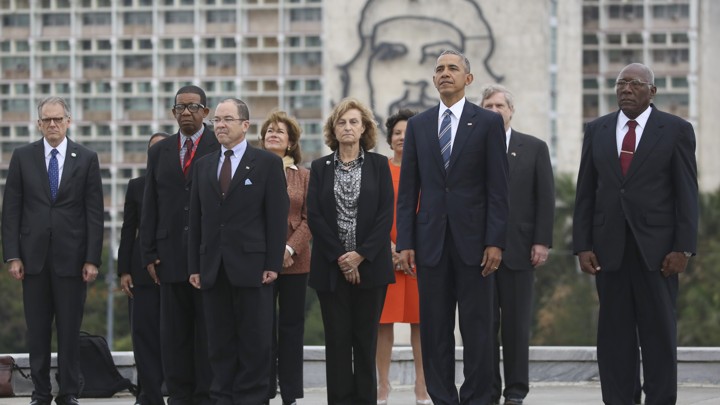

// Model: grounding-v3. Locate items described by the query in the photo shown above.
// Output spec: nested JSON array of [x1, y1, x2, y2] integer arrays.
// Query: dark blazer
[[396, 101, 509, 266], [118, 176, 155, 285], [2, 139, 104, 274], [573, 106, 698, 271], [140, 125, 219, 283], [187, 145, 289, 288], [503, 130, 555, 270], [307, 151, 395, 292]]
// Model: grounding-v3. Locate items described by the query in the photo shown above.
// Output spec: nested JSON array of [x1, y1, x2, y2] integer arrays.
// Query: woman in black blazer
[[307, 98, 395, 405]]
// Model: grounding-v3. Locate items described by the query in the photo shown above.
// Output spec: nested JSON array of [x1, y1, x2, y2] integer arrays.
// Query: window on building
[[582, 6, 599, 24], [306, 79, 321, 91], [125, 12, 152, 25], [2, 14, 30, 27], [671, 33, 689, 44], [138, 82, 152, 93], [626, 33, 643, 44], [124, 55, 153, 69], [0, 84, 9, 94], [0, 41, 9, 52], [166, 11, 194, 24], [205, 38, 216, 48], [289, 52, 321, 67], [651, 33, 667, 44], [207, 10, 236, 23], [139, 39, 153, 49], [55, 83, 70, 93], [606, 34, 621, 45], [163, 39, 174, 49], [290, 8, 321, 22], [306, 36, 322, 47], [57, 41, 70, 51], [288, 37, 301, 47], [121, 83, 133, 93], [82, 13, 111, 26], [83, 56, 111, 70], [41, 56, 70, 72], [180, 38, 194, 49], [221, 37, 236, 48], [42, 13, 71, 26], [14, 83, 29, 94], [207, 54, 234, 69], [98, 40, 112, 50], [16, 40, 29, 52], [80, 83, 92, 93], [220, 81, 235, 92]]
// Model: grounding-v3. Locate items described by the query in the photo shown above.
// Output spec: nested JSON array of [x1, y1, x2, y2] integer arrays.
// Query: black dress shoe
[[504, 398, 523, 405], [29, 400, 52, 405], [55, 395, 80, 405]]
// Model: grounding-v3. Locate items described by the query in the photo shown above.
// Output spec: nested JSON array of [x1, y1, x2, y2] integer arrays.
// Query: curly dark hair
[[385, 109, 416, 145]]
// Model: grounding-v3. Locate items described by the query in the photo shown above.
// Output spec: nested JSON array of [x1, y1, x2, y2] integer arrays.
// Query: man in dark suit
[[187, 98, 289, 404], [397, 50, 509, 405], [2, 97, 104, 405], [140, 86, 218, 405], [480, 84, 555, 405], [118, 132, 169, 405], [573, 63, 698, 405]]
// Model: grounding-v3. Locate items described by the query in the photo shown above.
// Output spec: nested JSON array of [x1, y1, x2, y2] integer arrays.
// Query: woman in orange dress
[[376, 109, 430, 405]]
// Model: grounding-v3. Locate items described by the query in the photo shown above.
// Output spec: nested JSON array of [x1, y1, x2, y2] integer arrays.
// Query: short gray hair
[[37, 96, 71, 118], [438, 49, 471, 73], [219, 98, 250, 120], [480, 84, 514, 110]]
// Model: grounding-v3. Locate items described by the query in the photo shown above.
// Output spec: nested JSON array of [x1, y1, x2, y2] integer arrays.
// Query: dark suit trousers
[[202, 266, 274, 405], [268, 273, 308, 402], [23, 254, 86, 402], [130, 284, 164, 405], [417, 230, 495, 405], [596, 227, 678, 405], [160, 281, 212, 405], [316, 277, 386, 405], [492, 267, 534, 401]]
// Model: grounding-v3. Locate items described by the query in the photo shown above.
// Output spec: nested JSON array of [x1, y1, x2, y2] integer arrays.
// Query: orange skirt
[[379, 271, 420, 324]]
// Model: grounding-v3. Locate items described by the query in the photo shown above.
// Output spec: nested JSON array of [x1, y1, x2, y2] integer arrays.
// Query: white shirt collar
[[44, 137, 68, 157], [221, 138, 247, 159], [439, 97, 466, 120], [618, 105, 652, 132]]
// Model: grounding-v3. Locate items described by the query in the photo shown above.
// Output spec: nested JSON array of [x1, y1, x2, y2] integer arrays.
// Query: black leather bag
[[0, 355, 29, 397]]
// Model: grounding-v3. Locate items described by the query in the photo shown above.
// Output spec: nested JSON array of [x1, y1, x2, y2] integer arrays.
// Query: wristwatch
[[682, 251, 693, 258]]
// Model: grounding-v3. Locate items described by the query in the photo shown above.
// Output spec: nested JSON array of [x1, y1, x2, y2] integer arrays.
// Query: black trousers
[[268, 273, 309, 402], [491, 267, 534, 402], [316, 278, 386, 405], [416, 230, 495, 405], [23, 255, 86, 402], [596, 228, 678, 405], [159, 281, 212, 405], [203, 266, 274, 405], [129, 284, 164, 405]]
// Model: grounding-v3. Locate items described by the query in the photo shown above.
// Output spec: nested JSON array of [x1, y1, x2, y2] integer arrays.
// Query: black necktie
[[219, 150, 233, 197]]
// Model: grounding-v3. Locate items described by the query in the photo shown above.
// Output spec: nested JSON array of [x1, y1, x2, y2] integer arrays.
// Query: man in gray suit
[[2, 97, 104, 405], [480, 84, 555, 405]]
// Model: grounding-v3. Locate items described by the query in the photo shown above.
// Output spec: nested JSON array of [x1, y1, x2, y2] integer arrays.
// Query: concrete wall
[[4, 346, 719, 396]]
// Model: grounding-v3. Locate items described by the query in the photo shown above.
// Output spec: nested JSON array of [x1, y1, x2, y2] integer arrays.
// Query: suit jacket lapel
[[56, 140, 78, 201], [207, 149, 223, 198], [507, 130, 521, 178], [33, 141, 53, 202], [599, 113, 624, 182], [189, 125, 218, 183], [167, 134, 187, 183], [226, 145, 256, 198], [447, 103, 476, 174], [625, 108, 665, 180], [423, 106, 445, 173]]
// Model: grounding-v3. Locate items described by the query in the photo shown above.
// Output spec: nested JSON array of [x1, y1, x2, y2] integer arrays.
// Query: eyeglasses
[[615, 79, 653, 89], [39, 117, 67, 125], [173, 103, 205, 113], [210, 117, 248, 125]]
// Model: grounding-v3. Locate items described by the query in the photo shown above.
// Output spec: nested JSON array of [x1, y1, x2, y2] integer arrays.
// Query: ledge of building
[[3, 346, 719, 396]]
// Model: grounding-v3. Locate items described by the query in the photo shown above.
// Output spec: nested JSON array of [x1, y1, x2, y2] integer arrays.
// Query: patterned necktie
[[183, 138, 194, 178], [219, 150, 234, 197], [48, 149, 59, 202], [439, 109, 452, 170], [620, 120, 637, 176]]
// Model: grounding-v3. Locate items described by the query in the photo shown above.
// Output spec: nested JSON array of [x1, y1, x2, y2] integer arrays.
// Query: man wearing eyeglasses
[[573, 63, 698, 405], [188, 98, 288, 404], [2, 97, 104, 405], [140, 85, 219, 405]]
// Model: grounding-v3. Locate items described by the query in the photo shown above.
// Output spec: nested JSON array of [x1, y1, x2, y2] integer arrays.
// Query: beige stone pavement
[[1, 384, 720, 405]]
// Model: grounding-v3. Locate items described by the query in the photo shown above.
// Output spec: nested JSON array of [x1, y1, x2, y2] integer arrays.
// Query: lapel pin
[[325, 160, 331, 165], [467, 123, 473, 126], [511, 152, 517, 157], [245, 166, 250, 170], [71, 152, 77, 157]]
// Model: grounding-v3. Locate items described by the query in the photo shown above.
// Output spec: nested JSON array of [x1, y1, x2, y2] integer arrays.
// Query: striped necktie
[[439, 109, 452, 170]]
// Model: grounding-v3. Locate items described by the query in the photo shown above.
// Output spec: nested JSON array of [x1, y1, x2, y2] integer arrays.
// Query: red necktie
[[620, 120, 637, 176], [219, 150, 233, 197], [182, 138, 193, 178]]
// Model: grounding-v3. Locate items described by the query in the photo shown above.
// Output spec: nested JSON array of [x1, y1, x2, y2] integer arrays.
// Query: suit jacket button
[[184, 226, 189, 231], [184, 206, 189, 211], [445, 187, 450, 192], [620, 188, 625, 194]]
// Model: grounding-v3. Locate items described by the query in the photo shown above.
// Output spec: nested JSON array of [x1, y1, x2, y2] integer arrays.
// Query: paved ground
[[2, 383, 719, 405]]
